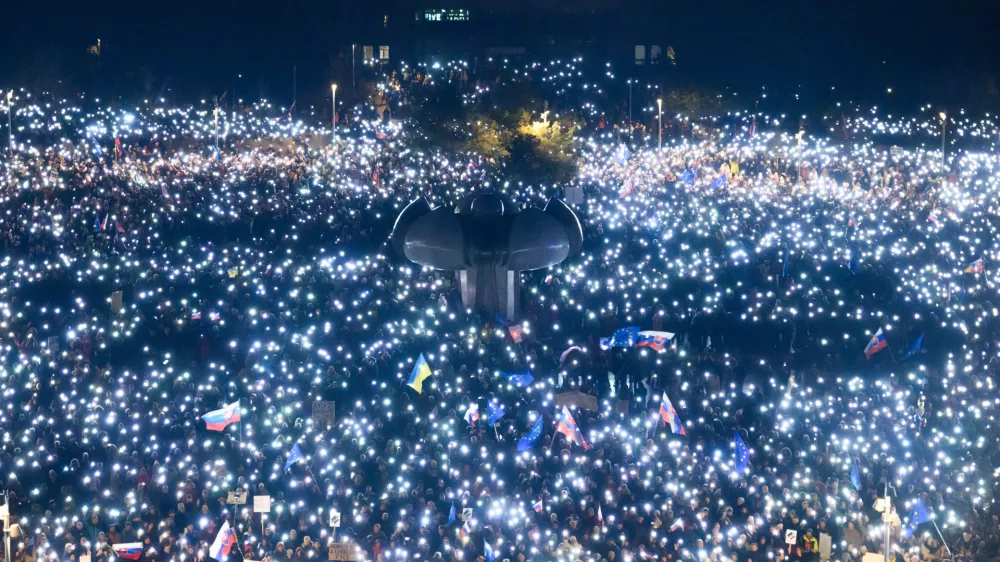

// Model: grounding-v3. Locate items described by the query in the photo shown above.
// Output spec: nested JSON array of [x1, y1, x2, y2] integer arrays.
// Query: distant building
[[347, 0, 670, 70]]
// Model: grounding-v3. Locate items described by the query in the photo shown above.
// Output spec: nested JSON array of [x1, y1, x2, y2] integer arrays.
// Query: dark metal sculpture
[[390, 191, 583, 319]]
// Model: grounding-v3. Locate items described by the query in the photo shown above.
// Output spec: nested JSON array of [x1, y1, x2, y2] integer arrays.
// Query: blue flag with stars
[[487, 400, 505, 425], [600, 326, 641, 350], [900, 332, 924, 361], [484, 540, 495, 562], [517, 416, 544, 452], [850, 459, 861, 491], [734, 432, 750, 474], [902, 499, 931, 538], [448, 502, 456, 525], [284, 443, 304, 471], [501, 370, 534, 388]]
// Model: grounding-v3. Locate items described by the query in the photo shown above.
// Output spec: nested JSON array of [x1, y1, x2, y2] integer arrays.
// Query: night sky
[[2, 0, 998, 107]]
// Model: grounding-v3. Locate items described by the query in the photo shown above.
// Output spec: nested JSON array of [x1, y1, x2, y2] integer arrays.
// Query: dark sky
[[2, 0, 999, 106]]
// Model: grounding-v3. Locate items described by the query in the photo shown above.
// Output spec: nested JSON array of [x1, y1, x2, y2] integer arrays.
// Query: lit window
[[421, 9, 468, 21]]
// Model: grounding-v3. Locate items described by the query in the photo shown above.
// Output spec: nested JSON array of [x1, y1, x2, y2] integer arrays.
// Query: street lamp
[[6, 90, 13, 157], [657, 98, 663, 150], [331, 84, 338, 144], [0, 500, 20, 562], [627, 79, 633, 145], [939, 112, 947, 162], [213, 107, 220, 153]]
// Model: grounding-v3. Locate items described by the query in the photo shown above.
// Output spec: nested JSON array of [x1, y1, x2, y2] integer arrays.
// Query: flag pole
[[886, 343, 898, 364], [931, 521, 953, 559], [882, 480, 892, 562], [238, 398, 243, 451], [232, 525, 247, 561]]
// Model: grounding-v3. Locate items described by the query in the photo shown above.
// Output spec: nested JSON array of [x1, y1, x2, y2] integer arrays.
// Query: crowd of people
[[0, 67, 1000, 562]]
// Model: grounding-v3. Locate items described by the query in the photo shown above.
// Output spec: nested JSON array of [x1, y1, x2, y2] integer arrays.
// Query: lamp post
[[873, 480, 899, 562], [939, 112, 947, 163], [6, 90, 13, 157], [657, 98, 663, 150], [213, 107, 220, 153], [331, 84, 338, 144], [627, 79, 633, 145]]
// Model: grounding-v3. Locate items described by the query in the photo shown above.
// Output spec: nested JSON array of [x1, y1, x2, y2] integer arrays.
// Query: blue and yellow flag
[[408, 353, 432, 393]]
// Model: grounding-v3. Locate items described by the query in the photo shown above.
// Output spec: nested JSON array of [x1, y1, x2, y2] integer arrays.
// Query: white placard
[[784, 529, 797, 545], [819, 532, 832, 559], [254, 495, 271, 513], [329, 510, 341, 527]]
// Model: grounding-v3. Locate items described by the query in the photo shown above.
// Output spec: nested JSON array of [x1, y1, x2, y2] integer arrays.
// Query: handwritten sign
[[328, 544, 363, 561], [313, 400, 336, 429]]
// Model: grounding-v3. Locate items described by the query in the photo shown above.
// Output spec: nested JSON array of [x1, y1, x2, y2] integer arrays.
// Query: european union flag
[[900, 332, 924, 361], [680, 170, 695, 185], [487, 400, 505, 425], [517, 416, 544, 452], [850, 459, 861, 491], [848, 247, 861, 275], [599, 326, 640, 350], [284, 443, 304, 471], [734, 432, 750, 474], [495, 313, 510, 326], [614, 145, 631, 166], [484, 541, 495, 562], [501, 370, 534, 388], [448, 502, 456, 525], [902, 499, 931, 538]]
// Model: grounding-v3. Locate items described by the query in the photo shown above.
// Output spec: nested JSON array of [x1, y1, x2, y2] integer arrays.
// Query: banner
[[555, 391, 598, 412]]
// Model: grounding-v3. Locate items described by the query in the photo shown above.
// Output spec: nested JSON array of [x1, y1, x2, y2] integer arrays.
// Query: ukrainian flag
[[408, 353, 432, 393]]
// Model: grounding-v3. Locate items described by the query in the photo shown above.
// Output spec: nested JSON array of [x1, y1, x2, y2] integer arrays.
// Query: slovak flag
[[659, 394, 686, 435], [555, 406, 590, 449], [464, 404, 480, 426], [964, 258, 984, 274], [459, 519, 472, 538], [597, 505, 604, 523], [113, 543, 143, 560], [209, 521, 236, 560], [532, 499, 543, 513], [864, 328, 888, 360], [636, 331, 675, 351], [202, 400, 241, 431]]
